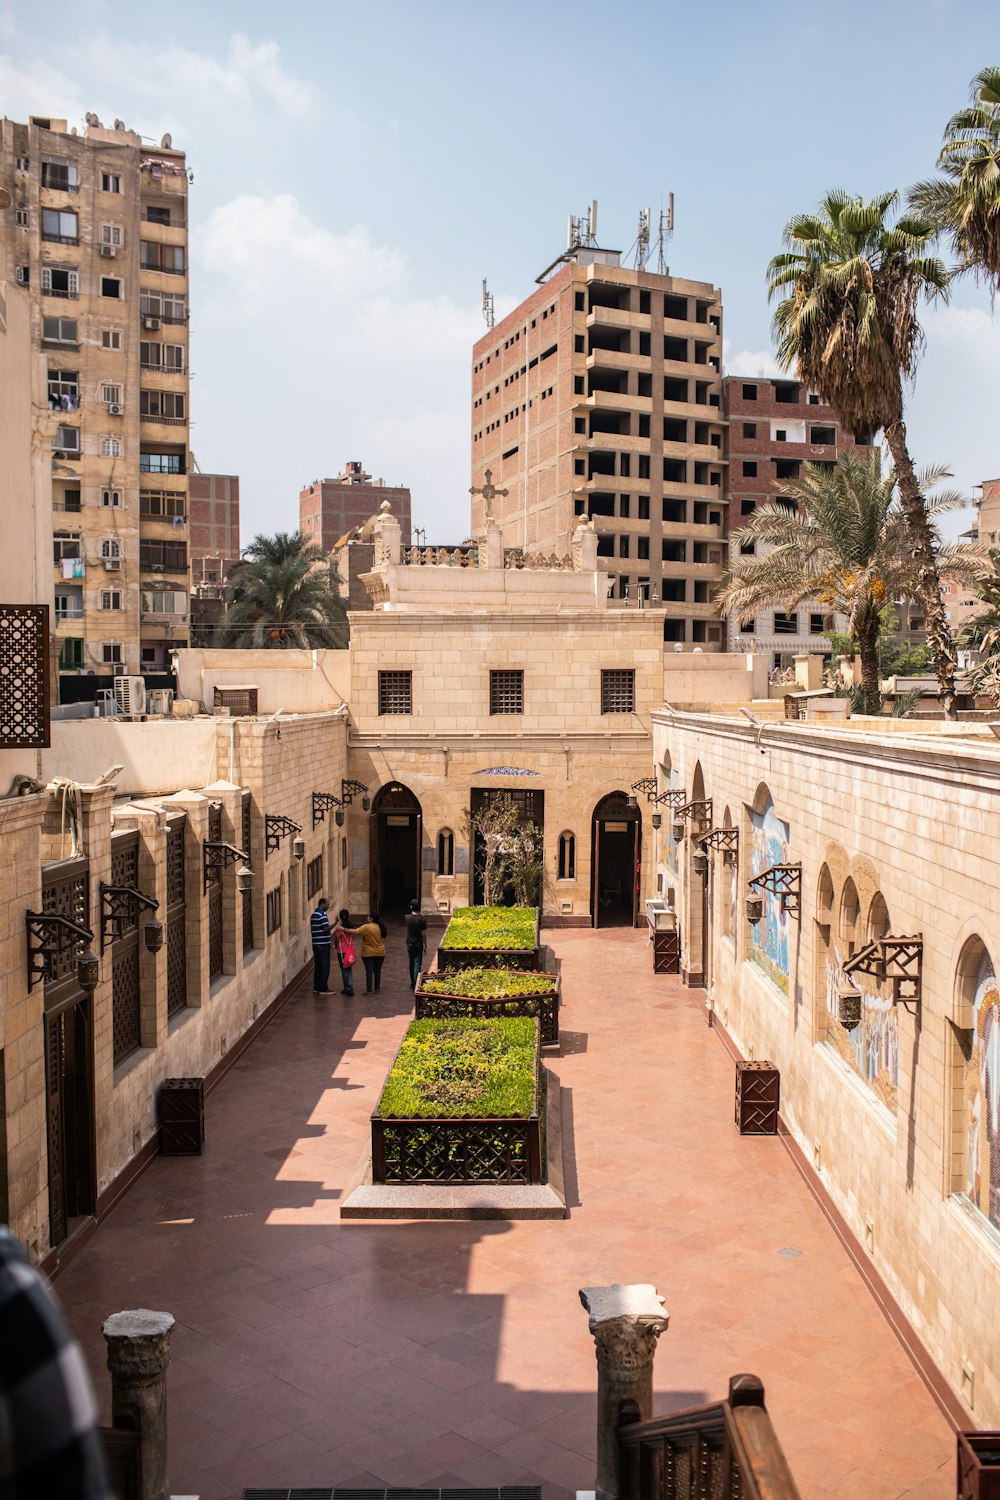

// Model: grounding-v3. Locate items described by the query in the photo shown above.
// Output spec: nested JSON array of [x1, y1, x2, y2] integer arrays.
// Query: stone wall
[[650, 708, 1000, 1424]]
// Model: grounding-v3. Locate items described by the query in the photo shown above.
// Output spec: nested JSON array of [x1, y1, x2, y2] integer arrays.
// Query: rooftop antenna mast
[[629, 207, 651, 269], [481, 277, 495, 330], [567, 199, 598, 250], [656, 193, 674, 275]]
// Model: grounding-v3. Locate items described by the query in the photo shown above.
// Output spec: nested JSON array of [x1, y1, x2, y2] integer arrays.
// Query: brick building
[[0, 113, 191, 691], [947, 475, 1000, 633], [472, 213, 726, 646], [188, 470, 240, 584], [722, 375, 872, 662], [299, 460, 411, 553]]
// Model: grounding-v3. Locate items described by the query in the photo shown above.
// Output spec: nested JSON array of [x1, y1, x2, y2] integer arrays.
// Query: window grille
[[378, 670, 412, 715], [558, 833, 576, 881], [266, 887, 282, 935], [490, 669, 523, 715], [601, 669, 635, 714], [306, 854, 323, 899]]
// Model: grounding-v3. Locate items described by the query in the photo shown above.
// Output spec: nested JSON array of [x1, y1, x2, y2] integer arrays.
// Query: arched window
[[839, 878, 860, 956], [437, 829, 454, 877], [558, 832, 576, 881], [955, 937, 999, 1230], [867, 893, 891, 944]]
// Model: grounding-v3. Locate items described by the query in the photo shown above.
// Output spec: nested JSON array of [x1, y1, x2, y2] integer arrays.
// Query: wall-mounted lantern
[[142, 919, 164, 954], [311, 791, 344, 829], [203, 840, 251, 893], [264, 814, 302, 859], [341, 778, 371, 813], [76, 948, 100, 992], [25, 909, 95, 990], [292, 835, 306, 861], [691, 850, 709, 878], [747, 862, 802, 916], [745, 894, 764, 924], [842, 934, 923, 1008], [236, 864, 253, 894], [99, 879, 159, 951]]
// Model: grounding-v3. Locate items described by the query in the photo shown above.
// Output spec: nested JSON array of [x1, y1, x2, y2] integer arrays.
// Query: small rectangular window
[[619, 536, 630, 559], [306, 854, 324, 899], [101, 276, 122, 299], [638, 496, 650, 520], [101, 329, 122, 350], [101, 173, 122, 193], [101, 383, 122, 405], [742, 422, 756, 438], [101, 223, 123, 245], [102, 489, 121, 508], [742, 383, 757, 400], [378, 669, 412, 715], [42, 316, 78, 344], [41, 208, 78, 243], [774, 612, 799, 634], [489, 668, 523, 715], [809, 613, 825, 635], [266, 888, 282, 936], [99, 590, 122, 612], [15, 208, 28, 228], [601, 669, 635, 715], [101, 437, 123, 458], [742, 461, 757, 477]]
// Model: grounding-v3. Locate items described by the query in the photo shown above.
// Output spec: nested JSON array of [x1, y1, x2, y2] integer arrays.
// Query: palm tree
[[219, 531, 346, 649], [714, 453, 977, 714], [910, 67, 1000, 289], [767, 190, 959, 713]]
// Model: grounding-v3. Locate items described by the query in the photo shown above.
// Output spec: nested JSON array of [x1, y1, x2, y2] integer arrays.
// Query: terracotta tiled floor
[[59, 929, 954, 1500]]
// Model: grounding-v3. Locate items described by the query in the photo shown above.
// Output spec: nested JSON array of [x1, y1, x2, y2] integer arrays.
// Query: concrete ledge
[[341, 1070, 568, 1221]]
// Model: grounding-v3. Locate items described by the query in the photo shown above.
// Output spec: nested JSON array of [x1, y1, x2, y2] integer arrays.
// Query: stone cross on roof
[[469, 467, 509, 520]]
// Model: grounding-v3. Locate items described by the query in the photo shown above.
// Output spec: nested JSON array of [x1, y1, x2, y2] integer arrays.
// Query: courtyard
[[57, 926, 954, 1500]]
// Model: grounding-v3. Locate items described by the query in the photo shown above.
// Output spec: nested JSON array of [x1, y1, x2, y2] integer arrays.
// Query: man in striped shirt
[[310, 897, 332, 994]]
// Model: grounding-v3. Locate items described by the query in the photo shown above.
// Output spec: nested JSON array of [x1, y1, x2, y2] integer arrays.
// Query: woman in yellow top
[[354, 912, 387, 994]]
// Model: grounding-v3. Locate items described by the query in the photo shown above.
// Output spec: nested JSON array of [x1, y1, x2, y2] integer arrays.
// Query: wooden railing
[[618, 1374, 801, 1500]]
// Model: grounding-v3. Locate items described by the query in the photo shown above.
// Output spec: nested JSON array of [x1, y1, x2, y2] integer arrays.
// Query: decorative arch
[[749, 780, 773, 817], [691, 761, 706, 803], [816, 864, 835, 929], [558, 831, 576, 882], [838, 878, 860, 954], [437, 828, 454, 877], [955, 937, 1000, 1230], [370, 781, 422, 914], [721, 804, 737, 938], [867, 892, 891, 944], [591, 791, 640, 928]]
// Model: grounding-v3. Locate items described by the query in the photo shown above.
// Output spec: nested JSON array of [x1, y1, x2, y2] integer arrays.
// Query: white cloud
[[0, 52, 85, 123], [723, 342, 783, 378], [923, 303, 1000, 365]]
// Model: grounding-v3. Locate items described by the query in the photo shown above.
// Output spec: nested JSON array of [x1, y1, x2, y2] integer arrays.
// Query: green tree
[[767, 190, 958, 713], [910, 67, 1000, 289], [219, 531, 346, 649], [957, 546, 1000, 702], [714, 452, 975, 715]]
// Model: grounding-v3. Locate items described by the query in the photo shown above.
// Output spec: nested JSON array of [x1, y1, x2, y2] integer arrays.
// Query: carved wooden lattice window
[[111, 833, 141, 1066], [166, 816, 186, 1016], [241, 794, 253, 952], [42, 859, 89, 988], [489, 669, 523, 715], [378, 670, 412, 715], [0, 604, 50, 747], [207, 803, 223, 982], [601, 668, 635, 715]]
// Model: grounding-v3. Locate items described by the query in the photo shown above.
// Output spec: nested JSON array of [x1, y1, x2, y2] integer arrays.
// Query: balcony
[[54, 607, 84, 623], [586, 307, 649, 332], [140, 411, 187, 426], [585, 350, 636, 373]]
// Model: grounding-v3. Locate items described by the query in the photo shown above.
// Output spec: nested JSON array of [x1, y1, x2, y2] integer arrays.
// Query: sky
[[6, 0, 1000, 543]]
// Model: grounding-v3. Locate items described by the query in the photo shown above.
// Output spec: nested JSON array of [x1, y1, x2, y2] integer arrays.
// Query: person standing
[[310, 897, 332, 995], [334, 908, 355, 996], [404, 899, 427, 991], [355, 912, 387, 993]]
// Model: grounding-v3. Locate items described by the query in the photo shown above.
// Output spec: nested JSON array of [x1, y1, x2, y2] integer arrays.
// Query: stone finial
[[103, 1310, 175, 1500], [580, 1284, 669, 1500], [379, 498, 392, 514], [572, 513, 598, 572]]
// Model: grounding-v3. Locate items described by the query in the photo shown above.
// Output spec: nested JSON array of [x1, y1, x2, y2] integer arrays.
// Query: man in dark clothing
[[310, 897, 332, 994], [0, 1226, 112, 1499], [404, 898, 427, 991]]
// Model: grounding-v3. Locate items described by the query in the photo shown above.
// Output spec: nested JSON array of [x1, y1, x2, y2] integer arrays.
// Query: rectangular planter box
[[414, 969, 560, 1046], [159, 1076, 205, 1155], [372, 1025, 543, 1186], [958, 1431, 1000, 1500], [437, 907, 541, 972], [735, 1060, 780, 1136], [653, 930, 680, 974]]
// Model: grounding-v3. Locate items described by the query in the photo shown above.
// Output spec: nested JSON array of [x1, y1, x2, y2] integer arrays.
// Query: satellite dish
[[161, 133, 172, 149], [85, 112, 100, 126], [114, 119, 124, 131], [673, 642, 684, 653]]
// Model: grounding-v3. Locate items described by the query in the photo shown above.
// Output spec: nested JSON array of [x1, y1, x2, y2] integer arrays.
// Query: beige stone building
[[947, 475, 1000, 636], [472, 214, 725, 647], [0, 113, 191, 694], [651, 703, 1000, 1425]]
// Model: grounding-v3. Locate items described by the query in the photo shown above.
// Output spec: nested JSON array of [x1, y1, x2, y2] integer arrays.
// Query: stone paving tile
[[56, 928, 956, 1500]]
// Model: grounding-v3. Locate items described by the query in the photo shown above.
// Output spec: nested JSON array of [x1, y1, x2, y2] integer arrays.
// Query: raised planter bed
[[371, 1017, 544, 1186], [437, 904, 541, 972], [415, 962, 560, 1046]]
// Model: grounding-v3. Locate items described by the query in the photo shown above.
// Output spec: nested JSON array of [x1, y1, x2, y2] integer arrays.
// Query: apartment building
[[300, 460, 412, 553], [947, 475, 1000, 633], [471, 219, 726, 647], [0, 113, 191, 696]]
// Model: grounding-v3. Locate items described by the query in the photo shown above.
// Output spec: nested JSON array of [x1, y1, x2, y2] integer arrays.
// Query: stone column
[[102, 1309, 175, 1500], [580, 1282, 669, 1500], [484, 515, 504, 570]]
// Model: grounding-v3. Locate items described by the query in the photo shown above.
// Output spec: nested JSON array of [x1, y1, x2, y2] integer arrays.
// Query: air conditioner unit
[[113, 675, 146, 719], [147, 687, 174, 715], [104, 557, 121, 571], [107, 402, 123, 416], [112, 663, 127, 677], [100, 244, 117, 258], [142, 316, 160, 330], [151, 563, 165, 572]]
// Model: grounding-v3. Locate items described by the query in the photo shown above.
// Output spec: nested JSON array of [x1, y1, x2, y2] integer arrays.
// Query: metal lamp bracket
[[203, 841, 250, 892], [698, 826, 739, 860], [264, 814, 302, 858], [747, 862, 802, 915], [311, 791, 343, 828], [25, 910, 95, 988], [99, 881, 159, 951], [341, 778, 370, 810], [842, 934, 923, 1007]]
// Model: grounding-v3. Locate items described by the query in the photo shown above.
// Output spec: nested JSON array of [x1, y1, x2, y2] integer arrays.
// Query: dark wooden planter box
[[735, 1061, 779, 1136], [414, 970, 560, 1046], [159, 1076, 205, 1155], [437, 908, 541, 972], [653, 930, 680, 974], [958, 1432, 1000, 1500], [372, 1027, 543, 1186]]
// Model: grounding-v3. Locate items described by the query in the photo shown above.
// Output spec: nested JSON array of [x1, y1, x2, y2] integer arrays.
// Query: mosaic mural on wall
[[824, 944, 898, 1111], [748, 797, 790, 993], [965, 948, 1000, 1231], [665, 768, 678, 874], [727, 837, 737, 936]]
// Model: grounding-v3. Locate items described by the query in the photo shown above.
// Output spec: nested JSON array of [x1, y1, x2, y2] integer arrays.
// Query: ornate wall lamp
[[698, 826, 740, 866], [25, 909, 96, 991], [631, 778, 687, 829], [673, 798, 712, 844], [746, 862, 802, 920], [842, 934, 923, 1009], [341, 778, 371, 812], [203, 839, 251, 893], [99, 879, 159, 953], [311, 791, 344, 829], [264, 814, 302, 859]]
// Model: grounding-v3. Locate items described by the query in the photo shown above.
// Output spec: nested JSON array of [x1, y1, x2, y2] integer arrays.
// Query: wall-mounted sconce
[[311, 791, 344, 829], [747, 862, 802, 916], [100, 879, 159, 952], [691, 850, 709, 878], [236, 864, 253, 894], [292, 836, 306, 861], [264, 814, 302, 858], [142, 919, 164, 954], [341, 778, 371, 812], [25, 909, 95, 990], [77, 948, 100, 992], [842, 933, 923, 1008], [203, 840, 251, 893], [651, 812, 662, 830], [745, 895, 764, 924]]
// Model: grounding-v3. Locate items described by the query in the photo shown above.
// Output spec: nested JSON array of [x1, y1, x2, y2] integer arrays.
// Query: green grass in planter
[[422, 966, 556, 999], [378, 1017, 537, 1118], [441, 904, 537, 951]]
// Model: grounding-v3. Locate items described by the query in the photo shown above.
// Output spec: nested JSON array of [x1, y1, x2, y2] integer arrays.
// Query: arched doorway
[[370, 783, 422, 917], [591, 791, 641, 928]]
